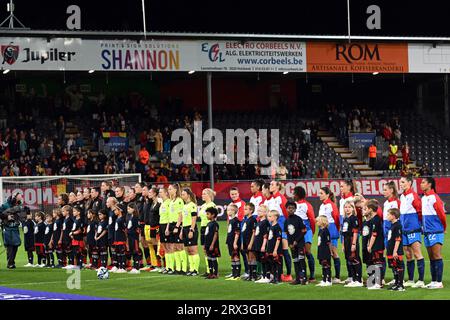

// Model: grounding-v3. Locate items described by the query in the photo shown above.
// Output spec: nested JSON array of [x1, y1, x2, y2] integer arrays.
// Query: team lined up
[[21, 176, 446, 290]]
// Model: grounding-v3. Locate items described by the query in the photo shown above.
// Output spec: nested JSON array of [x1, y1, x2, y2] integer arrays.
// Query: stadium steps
[[319, 129, 385, 177]]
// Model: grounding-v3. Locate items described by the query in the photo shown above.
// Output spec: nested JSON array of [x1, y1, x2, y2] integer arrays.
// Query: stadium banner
[[0, 37, 305, 72], [348, 131, 376, 148], [102, 132, 128, 152], [3, 177, 449, 218], [408, 43, 450, 73], [306, 42, 409, 73], [197, 41, 306, 72]]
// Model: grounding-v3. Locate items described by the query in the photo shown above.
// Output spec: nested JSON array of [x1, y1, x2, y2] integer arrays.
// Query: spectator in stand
[[352, 116, 361, 132], [419, 163, 433, 177], [75, 134, 84, 151], [292, 141, 300, 162], [402, 143, 410, 168], [276, 163, 288, 180], [156, 169, 168, 183], [394, 127, 402, 145], [138, 145, 150, 174], [388, 140, 398, 170], [382, 124, 393, 141], [368, 143, 377, 169], [67, 135, 75, 154], [154, 128, 163, 157]]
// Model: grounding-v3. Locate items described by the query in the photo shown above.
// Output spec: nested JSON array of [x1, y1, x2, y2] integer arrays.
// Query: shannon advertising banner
[[408, 43, 450, 73], [197, 41, 306, 72], [0, 38, 197, 71], [306, 42, 409, 73]]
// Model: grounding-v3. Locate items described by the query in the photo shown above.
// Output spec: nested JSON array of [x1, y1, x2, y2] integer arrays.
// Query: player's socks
[[100, 252, 107, 267], [397, 267, 405, 287], [192, 254, 200, 272], [407, 260, 415, 281], [143, 247, 151, 264], [27, 251, 34, 264], [346, 260, 352, 279], [333, 257, 341, 279], [283, 250, 292, 275], [299, 257, 307, 280], [188, 255, 193, 272], [256, 261, 262, 275], [417, 258, 425, 281], [293, 259, 300, 280], [261, 262, 267, 279], [236, 262, 241, 277], [381, 258, 387, 280], [205, 257, 210, 273], [174, 251, 182, 271], [306, 253, 315, 279], [166, 253, 174, 271], [241, 251, 249, 274], [207, 258, 213, 275], [324, 266, 331, 283], [435, 259, 444, 283], [133, 254, 141, 269], [430, 260, 437, 282], [354, 263, 362, 283], [231, 261, 237, 277], [211, 259, 217, 276], [180, 250, 188, 272]]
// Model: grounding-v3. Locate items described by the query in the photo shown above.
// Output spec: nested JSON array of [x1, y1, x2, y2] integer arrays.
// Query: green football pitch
[[0, 221, 449, 300]]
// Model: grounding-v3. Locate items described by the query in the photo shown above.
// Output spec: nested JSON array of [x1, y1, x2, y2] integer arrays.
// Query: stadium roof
[[2, 29, 450, 42]]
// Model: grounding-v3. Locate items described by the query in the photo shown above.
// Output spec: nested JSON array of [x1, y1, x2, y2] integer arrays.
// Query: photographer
[[0, 193, 28, 269]]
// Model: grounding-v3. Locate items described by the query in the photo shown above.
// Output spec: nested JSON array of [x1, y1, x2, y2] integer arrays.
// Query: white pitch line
[[0, 275, 169, 287]]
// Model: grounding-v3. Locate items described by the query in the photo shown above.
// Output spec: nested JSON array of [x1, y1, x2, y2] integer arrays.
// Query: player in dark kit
[[253, 204, 271, 283], [386, 208, 405, 291], [365, 199, 385, 290], [342, 201, 363, 287], [241, 203, 258, 281], [44, 213, 55, 268], [204, 207, 220, 279], [225, 204, 241, 280], [70, 206, 86, 269], [113, 203, 128, 273], [95, 209, 109, 268], [86, 209, 99, 269], [51, 208, 64, 268], [22, 210, 35, 267], [284, 201, 308, 285], [106, 196, 118, 270], [127, 202, 143, 273], [34, 212, 46, 267], [60, 205, 74, 268], [316, 216, 332, 286], [266, 210, 283, 284]]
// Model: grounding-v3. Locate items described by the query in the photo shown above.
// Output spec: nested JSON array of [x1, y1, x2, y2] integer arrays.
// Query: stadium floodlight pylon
[[0, 173, 141, 210], [0, 0, 27, 29]]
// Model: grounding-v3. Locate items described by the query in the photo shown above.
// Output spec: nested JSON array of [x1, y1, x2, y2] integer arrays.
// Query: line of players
[[223, 176, 445, 291], [20, 176, 446, 290]]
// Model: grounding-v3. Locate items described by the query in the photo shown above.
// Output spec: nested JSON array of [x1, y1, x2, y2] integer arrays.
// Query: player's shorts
[[227, 244, 240, 258], [35, 243, 45, 255], [169, 223, 182, 244], [150, 225, 159, 239], [159, 224, 168, 243], [200, 226, 206, 246], [281, 231, 288, 240], [206, 247, 221, 258], [424, 233, 444, 248], [331, 238, 339, 248], [304, 229, 313, 244], [370, 250, 384, 265], [182, 226, 198, 247], [402, 232, 421, 246], [24, 241, 35, 252]]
